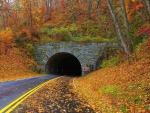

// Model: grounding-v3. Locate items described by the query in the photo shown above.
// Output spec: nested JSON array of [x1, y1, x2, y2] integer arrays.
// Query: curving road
[[0, 75, 59, 110], [12, 76, 94, 113]]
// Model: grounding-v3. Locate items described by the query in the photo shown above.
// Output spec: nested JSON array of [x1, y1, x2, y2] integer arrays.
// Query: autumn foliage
[[135, 23, 150, 38], [126, 0, 144, 21], [0, 0, 149, 112], [73, 38, 150, 112], [0, 27, 13, 55], [0, 49, 42, 82]]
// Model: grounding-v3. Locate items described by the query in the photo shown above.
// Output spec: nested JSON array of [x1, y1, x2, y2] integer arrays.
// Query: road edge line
[[0, 76, 61, 113], [6, 81, 49, 113]]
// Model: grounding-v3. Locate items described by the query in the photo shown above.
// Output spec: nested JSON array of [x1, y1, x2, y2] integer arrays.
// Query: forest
[[0, 0, 149, 55], [0, 0, 150, 112], [0, 0, 149, 79]]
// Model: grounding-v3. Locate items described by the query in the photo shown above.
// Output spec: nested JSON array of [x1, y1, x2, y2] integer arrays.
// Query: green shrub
[[47, 27, 71, 41], [26, 43, 34, 53], [39, 26, 49, 34], [81, 20, 100, 37], [134, 37, 148, 53], [85, 36, 91, 42], [70, 23, 78, 32], [47, 27, 60, 36], [135, 42, 142, 53], [101, 56, 121, 68], [133, 36, 144, 46], [40, 36, 52, 42], [71, 36, 117, 42], [47, 29, 52, 36], [71, 37, 83, 42]]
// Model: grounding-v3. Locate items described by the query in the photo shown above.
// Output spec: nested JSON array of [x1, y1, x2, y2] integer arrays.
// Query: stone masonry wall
[[34, 42, 117, 75]]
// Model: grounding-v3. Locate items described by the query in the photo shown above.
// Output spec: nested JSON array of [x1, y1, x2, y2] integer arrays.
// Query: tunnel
[[45, 52, 82, 76]]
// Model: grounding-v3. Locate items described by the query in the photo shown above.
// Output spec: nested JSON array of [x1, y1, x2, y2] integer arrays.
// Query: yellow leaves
[[38, 9, 42, 14], [37, 106, 45, 112], [35, 17, 40, 22], [31, 10, 35, 15], [131, 0, 136, 2]]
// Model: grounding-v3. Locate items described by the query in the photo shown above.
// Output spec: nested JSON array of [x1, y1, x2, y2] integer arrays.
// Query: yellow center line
[[6, 81, 50, 113], [0, 77, 60, 113], [0, 86, 39, 113]]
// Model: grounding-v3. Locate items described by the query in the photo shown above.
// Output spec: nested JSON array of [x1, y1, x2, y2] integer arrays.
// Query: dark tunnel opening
[[46, 52, 82, 76]]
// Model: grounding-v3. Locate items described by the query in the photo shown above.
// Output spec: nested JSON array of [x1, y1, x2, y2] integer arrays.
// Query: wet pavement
[[12, 76, 95, 113], [0, 75, 59, 109]]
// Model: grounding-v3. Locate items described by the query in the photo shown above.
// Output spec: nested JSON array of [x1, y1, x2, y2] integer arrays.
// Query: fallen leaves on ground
[[0, 50, 44, 82], [13, 76, 95, 113], [73, 39, 150, 112]]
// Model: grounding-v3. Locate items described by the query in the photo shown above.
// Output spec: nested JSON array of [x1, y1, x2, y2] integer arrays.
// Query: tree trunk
[[2, 12, 6, 30], [96, 0, 105, 32], [121, 0, 133, 52], [106, 0, 130, 55], [145, 0, 150, 15], [0, 0, 6, 29], [29, 0, 32, 28], [87, 0, 92, 20]]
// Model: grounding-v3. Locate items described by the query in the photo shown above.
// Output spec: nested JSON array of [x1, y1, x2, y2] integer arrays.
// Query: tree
[[121, 0, 133, 52], [87, 0, 92, 20], [0, 0, 10, 30], [106, 0, 130, 55], [43, 0, 53, 21], [0, 27, 13, 54], [145, 0, 150, 16]]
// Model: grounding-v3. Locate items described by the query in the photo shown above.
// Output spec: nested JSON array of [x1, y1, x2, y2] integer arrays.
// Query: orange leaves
[[0, 50, 42, 82], [0, 27, 13, 44], [74, 38, 150, 112], [0, 27, 14, 54], [125, 0, 144, 21], [39, 5, 45, 14], [125, 0, 130, 13], [135, 3, 143, 10]]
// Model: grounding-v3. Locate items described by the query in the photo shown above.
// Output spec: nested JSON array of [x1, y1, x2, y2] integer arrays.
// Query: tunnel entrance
[[46, 52, 82, 76]]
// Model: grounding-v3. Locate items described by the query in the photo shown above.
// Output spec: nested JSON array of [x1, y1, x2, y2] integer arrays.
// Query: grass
[[119, 105, 128, 113], [98, 85, 120, 95]]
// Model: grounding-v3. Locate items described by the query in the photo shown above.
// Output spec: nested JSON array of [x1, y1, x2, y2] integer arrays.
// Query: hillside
[[73, 38, 150, 112], [0, 49, 43, 82]]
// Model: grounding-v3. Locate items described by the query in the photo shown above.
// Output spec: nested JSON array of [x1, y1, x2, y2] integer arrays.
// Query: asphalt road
[[13, 76, 95, 113], [0, 75, 59, 110]]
